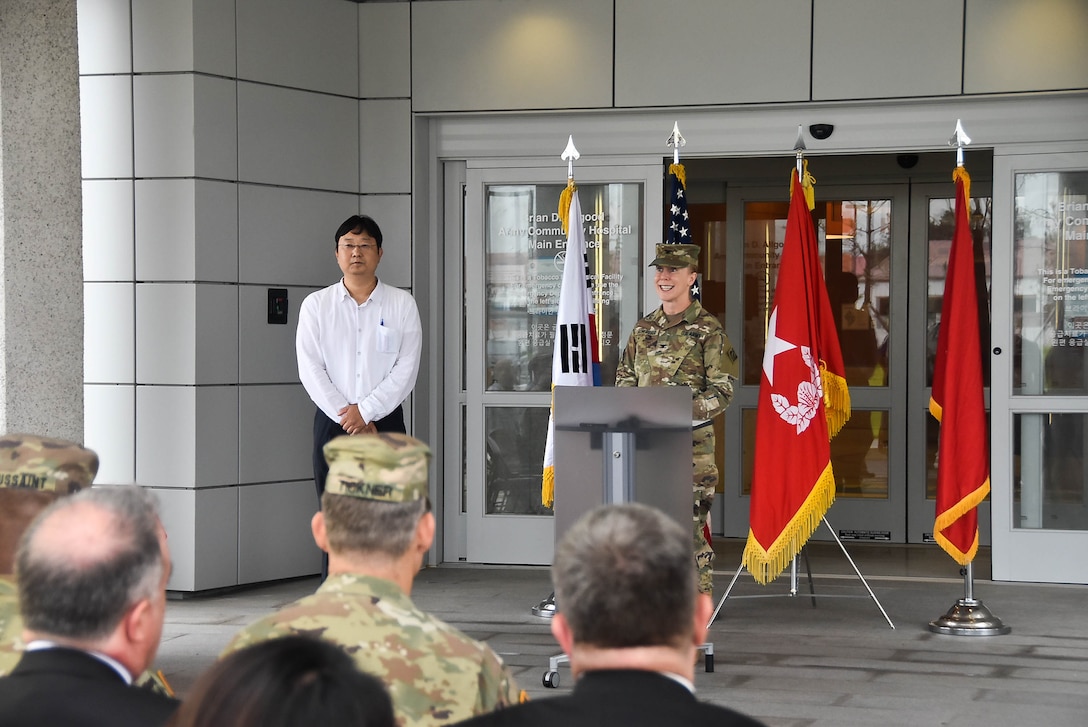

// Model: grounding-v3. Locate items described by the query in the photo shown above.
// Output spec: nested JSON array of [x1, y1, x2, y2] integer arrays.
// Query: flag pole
[[793, 124, 806, 181], [929, 119, 1009, 636], [532, 135, 581, 620]]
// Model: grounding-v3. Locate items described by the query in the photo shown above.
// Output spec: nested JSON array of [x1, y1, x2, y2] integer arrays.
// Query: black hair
[[168, 635, 395, 727], [335, 215, 383, 250]]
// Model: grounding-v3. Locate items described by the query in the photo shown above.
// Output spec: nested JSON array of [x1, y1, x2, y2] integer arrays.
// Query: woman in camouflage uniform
[[615, 244, 738, 596]]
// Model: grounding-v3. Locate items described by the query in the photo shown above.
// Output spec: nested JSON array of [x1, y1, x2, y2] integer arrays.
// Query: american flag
[[666, 163, 700, 300]]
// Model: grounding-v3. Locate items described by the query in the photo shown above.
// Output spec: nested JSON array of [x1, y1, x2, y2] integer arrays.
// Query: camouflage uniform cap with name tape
[[649, 243, 700, 270], [323, 433, 430, 503], [0, 434, 98, 495]]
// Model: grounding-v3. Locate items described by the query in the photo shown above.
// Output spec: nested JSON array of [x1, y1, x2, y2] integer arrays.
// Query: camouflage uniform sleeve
[[474, 650, 525, 713], [693, 328, 737, 421], [614, 329, 637, 387]]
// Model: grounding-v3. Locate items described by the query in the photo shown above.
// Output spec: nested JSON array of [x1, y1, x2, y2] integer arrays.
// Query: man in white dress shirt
[[296, 215, 423, 510]]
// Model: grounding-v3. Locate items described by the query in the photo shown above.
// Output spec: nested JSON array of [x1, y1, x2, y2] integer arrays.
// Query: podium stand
[[542, 385, 710, 687]]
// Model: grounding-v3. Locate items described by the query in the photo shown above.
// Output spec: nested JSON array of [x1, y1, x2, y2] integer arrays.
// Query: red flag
[[743, 169, 851, 584], [930, 166, 989, 565]]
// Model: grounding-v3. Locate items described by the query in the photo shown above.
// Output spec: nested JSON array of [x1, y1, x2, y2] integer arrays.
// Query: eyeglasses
[[339, 243, 377, 253]]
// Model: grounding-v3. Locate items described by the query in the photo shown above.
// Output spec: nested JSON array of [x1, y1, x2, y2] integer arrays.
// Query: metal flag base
[[928, 598, 1011, 636], [928, 562, 1010, 636], [531, 592, 556, 619]]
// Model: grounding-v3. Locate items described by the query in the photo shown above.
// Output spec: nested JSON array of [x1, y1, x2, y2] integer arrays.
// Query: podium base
[[928, 598, 1011, 636], [532, 593, 556, 619]]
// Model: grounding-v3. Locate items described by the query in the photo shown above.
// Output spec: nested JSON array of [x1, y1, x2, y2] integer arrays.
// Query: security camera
[[897, 154, 920, 169], [809, 124, 834, 140]]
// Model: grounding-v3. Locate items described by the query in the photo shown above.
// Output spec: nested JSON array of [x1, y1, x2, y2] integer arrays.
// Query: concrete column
[[0, 1, 83, 441]]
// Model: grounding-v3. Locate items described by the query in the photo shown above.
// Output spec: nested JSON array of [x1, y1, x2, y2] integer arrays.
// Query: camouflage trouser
[[693, 424, 717, 595]]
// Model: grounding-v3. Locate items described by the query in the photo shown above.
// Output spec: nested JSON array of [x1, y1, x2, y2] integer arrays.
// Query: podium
[[541, 385, 712, 687]]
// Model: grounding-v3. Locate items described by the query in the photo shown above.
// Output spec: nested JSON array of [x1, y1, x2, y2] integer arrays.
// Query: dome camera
[[809, 124, 834, 140]]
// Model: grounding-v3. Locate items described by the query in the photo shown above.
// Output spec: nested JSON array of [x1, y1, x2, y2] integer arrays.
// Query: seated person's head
[[0, 433, 98, 574], [16, 485, 169, 676], [317, 433, 433, 561], [553, 503, 697, 651], [169, 635, 394, 727]]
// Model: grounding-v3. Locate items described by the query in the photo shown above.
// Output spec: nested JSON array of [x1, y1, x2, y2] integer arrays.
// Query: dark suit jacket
[[0, 647, 178, 727], [456, 669, 766, 727]]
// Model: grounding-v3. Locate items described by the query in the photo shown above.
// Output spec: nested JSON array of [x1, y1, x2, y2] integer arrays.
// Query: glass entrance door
[[721, 183, 910, 542], [991, 151, 1088, 583], [452, 162, 656, 564]]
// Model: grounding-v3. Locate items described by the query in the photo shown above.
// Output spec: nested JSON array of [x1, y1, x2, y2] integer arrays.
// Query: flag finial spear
[[948, 119, 971, 168], [667, 122, 686, 165], [562, 135, 580, 179], [793, 125, 807, 179]]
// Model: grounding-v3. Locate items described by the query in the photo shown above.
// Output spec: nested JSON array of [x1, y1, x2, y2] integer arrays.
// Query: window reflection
[[741, 408, 889, 500], [925, 195, 992, 387], [484, 183, 642, 391], [484, 407, 551, 516], [742, 199, 891, 388], [1013, 171, 1088, 395], [1015, 413, 1088, 531]]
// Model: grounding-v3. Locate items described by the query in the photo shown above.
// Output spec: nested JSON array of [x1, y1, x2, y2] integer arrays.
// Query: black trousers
[[311, 404, 406, 499]]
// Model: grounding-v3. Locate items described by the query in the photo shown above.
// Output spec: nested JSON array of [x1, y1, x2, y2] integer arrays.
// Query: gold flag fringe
[[558, 178, 577, 234], [820, 365, 851, 439], [541, 465, 555, 509], [933, 476, 990, 565], [743, 460, 837, 585], [788, 159, 817, 211], [668, 162, 687, 192]]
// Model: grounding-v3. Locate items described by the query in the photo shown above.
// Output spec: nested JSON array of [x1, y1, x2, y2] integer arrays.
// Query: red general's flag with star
[[743, 168, 851, 584], [929, 165, 989, 565], [541, 182, 600, 508]]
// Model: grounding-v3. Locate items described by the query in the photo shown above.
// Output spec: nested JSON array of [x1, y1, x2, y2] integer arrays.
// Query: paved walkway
[[158, 542, 1088, 726]]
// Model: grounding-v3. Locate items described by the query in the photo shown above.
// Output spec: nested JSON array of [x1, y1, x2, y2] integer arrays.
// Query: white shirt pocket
[[376, 323, 401, 354]]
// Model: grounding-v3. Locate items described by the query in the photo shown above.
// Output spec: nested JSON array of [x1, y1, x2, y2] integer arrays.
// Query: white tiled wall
[[238, 285, 317, 384], [84, 384, 136, 484], [360, 195, 412, 288], [79, 75, 132, 178], [153, 486, 239, 591], [85, 283, 135, 383], [83, 180, 134, 281], [237, 83, 359, 191], [359, 3, 410, 98], [238, 385, 314, 485], [235, 0, 358, 96], [135, 179, 239, 283], [77, 0, 131, 74], [238, 481, 322, 584], [236, 185, 355, 286]]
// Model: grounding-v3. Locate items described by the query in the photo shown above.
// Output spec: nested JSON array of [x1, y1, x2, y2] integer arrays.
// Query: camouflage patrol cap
[[649, 243, 700, 270], [0, 434, 98, 495], [323, 433, 430, 502]]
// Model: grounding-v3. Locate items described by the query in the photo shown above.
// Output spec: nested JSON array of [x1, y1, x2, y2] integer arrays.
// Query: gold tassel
[[743, 461, 837, 585], [789, 159, 817, 211], [668, 162, 687, 192], [820, 365, 851, 439], [557, 179, 576, 234], [541, 466, 555, 509], [953, 165, 971, 207]]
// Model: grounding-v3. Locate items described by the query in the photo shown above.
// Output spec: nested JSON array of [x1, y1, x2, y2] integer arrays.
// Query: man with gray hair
[[0, 486, 177, 726], [456, 503, 765, 727]]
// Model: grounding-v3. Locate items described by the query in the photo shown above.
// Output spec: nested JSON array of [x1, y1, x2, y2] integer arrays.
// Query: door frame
[[455, 158, 661, 565], [990, 147, 1088, 583]]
